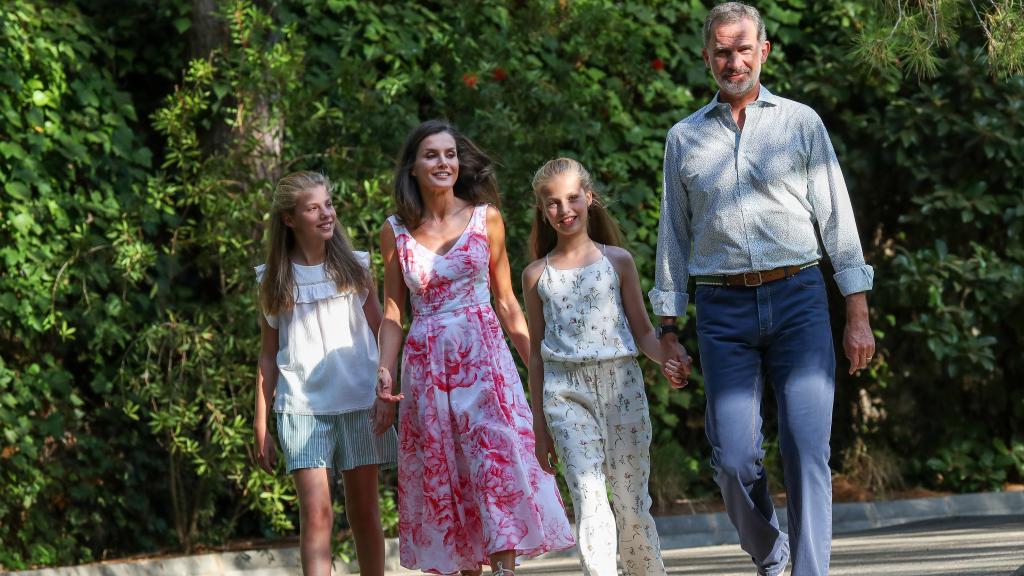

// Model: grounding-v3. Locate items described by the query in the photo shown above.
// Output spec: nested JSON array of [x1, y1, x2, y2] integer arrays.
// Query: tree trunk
[[190, 0, 232, 154]]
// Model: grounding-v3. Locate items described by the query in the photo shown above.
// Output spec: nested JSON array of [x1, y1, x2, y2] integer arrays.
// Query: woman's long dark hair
[[530, 157, 622, 260], [392, 119, 499, 230]]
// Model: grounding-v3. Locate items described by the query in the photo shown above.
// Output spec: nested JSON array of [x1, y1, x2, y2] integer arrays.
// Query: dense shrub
[[0, 1, 168, 567]]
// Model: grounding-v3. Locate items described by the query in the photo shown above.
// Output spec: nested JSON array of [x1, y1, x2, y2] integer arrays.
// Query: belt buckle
[[743, 271, 763, 287]]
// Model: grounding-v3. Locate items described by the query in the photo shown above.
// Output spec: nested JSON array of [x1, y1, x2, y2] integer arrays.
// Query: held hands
[[370, 364, 401, 432], [371, 366, 404, 435], [376, 366, 405, 403], [660, 335, 693, 389], [662, 357, 690, 387], [369, 397, 396, 436]]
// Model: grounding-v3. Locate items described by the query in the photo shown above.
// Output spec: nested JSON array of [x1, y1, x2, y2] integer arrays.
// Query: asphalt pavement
[[6, 494, 1022, 575], [495, 515, 1024, 576]]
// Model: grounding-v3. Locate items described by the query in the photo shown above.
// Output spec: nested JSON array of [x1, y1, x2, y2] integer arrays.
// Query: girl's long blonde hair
[[529, 157, 622, 260], [260, 171, 370, 316]]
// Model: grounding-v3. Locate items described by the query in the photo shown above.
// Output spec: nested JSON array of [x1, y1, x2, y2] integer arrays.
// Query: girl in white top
[[255, 171, 397, 576], [522, 158, 689, 576]]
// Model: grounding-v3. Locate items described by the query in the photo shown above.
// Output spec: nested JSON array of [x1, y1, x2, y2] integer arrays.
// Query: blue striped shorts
[[276, 408, 398, 473]]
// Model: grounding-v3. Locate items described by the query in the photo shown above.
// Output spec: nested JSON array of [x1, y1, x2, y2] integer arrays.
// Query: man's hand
[[659, 333, 693, 388], [844, 292, 875, 374]]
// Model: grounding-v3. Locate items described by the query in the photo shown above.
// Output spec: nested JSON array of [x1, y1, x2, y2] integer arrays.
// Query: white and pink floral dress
[[389, 204, 574, 574]]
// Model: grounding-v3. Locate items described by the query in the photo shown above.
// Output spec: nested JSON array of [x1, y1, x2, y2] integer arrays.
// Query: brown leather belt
[[694, 261, 818, 287]]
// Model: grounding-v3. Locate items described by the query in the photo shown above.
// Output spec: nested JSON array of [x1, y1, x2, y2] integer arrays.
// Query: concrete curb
[[6, 491, 1023, 576], [654, 490, 1024, 549]]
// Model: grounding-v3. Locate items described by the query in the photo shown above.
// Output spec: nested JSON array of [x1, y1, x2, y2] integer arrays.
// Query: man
[[649, 3, 875, 576]]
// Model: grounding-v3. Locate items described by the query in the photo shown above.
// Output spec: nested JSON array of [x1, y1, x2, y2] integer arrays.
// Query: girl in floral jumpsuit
[[522, 157, 687, 576]]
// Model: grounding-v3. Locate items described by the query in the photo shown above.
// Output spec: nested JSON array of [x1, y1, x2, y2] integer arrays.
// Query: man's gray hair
[[703, 2, 767, 48]]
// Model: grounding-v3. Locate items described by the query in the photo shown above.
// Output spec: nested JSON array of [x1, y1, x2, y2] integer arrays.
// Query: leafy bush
[[0, 1, 168, 567]]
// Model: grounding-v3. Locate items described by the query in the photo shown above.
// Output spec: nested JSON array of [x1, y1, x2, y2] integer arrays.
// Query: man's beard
[[717, 68, 758, 97]]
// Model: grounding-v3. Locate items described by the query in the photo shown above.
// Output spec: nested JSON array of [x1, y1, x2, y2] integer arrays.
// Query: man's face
[[702, 17, 770, 99]]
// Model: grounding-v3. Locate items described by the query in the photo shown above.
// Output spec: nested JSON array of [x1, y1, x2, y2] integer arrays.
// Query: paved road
[[8, 514, 1020, 576], [389, 515, 1024, 576]]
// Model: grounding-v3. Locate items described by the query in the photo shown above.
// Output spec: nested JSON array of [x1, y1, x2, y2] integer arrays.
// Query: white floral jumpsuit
[[537, 246, 667, 576]]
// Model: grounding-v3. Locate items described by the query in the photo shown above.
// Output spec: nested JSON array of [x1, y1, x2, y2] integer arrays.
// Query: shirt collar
[[705, 85, 779, 117]]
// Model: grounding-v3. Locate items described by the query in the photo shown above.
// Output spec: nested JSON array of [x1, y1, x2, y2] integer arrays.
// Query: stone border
[[6, 491, 1022, 576], [654, 490, 1024, 549]]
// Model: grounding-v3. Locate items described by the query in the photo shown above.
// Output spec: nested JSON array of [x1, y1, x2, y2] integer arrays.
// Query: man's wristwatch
[[656, 324, 679, 339]]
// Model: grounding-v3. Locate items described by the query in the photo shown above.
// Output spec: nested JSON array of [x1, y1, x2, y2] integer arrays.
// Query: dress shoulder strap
[[473, 203, 489, 232], [387, 214, 405, 235], [533, 250, 557, 286]]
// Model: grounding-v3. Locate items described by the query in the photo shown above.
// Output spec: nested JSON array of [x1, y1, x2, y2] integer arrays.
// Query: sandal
[[492, 561, 516, 575]]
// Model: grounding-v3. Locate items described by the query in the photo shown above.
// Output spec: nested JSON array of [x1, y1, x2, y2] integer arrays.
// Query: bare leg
[[341, 464, 385, 576], [293, 468, 334, 576], [490, 549, 516, 574]]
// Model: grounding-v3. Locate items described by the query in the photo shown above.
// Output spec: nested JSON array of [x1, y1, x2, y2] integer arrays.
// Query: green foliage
[[985, 2, 1024, 77], [0, 1, 169, 568], [853, 0, 1024, 78], [649, 441, 709, 512], [847, 52, 1024, 484], [114, 0, 306, 550], [925, 430, 1024, 492], [793, 0, 1024, 489]]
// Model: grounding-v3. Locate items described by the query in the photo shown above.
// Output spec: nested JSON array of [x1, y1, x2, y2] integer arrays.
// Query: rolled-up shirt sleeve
[[806, 115, 874, 296], [649, 130, 692, 318]]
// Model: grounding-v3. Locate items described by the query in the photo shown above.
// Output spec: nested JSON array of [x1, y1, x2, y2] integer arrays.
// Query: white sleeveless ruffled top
[[255, 252, 377, 414]]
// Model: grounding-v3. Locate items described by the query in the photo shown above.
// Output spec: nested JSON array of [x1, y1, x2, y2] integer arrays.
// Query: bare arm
[[607, 247, 687, 387], [522, 261, 547, 416], [523, 260, 557, 474], [255, 316, 279, 473], [610, 247, 664, 364], [485, 205, 530, 364], [362, 274, 383, 341], [375, 222, 406, 421]]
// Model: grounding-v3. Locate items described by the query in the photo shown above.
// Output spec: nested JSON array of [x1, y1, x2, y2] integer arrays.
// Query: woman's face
[[412, 131, 459, 194], [283, 184, 335, 245]]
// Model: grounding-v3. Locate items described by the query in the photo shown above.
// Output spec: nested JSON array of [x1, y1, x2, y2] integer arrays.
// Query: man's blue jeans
[[695, 265, 835, 576]]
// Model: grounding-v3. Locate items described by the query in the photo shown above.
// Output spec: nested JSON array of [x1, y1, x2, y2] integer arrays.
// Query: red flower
[[492, 67, 508, 81], [651, 57, 665, 71], [462, 72, 478, 89]]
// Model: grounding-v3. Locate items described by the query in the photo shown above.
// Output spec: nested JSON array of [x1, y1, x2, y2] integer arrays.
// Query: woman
[[376, 120, 574, 575]]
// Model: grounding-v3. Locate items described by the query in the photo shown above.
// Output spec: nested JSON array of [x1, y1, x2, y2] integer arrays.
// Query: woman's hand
[[376, 366, 405, 403]]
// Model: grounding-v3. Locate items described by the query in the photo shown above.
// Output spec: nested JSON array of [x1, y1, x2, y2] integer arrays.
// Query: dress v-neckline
[[406, 205, 478, 258]]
